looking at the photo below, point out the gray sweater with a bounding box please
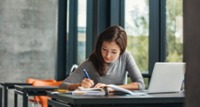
[59,51,145,90]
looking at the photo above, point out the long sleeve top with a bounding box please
[59,50,145,90]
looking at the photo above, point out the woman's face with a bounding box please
[101,41,121,63]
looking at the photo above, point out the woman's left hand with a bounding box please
[93,83,107,88]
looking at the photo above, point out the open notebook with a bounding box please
[147,62,185,94]
[71,84,146,96]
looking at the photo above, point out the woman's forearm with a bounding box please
[118,82,139,90]
[67,83,81,91]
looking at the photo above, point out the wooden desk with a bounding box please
[14,85,58,107]
[47,92,184,107]
[0,82,31,107]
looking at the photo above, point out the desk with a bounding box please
[47,92,184,107]
[0,82,31,107]
[14,85,58,107]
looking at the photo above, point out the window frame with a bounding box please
[56,0,167,81]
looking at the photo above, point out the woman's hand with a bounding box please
[81,78,94,88]
[93,83,107,88]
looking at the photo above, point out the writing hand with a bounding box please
[81,78,94,88]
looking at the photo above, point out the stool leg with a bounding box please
[14,91,18,107]
[0,87,2,107]
[4,86,8,107]
[22,93,28,107]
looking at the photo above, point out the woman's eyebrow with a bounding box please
[111,49,118,52]
[102,45,119,51]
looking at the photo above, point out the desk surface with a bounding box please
[0,82,31,88]
[14,85,58,92]
[14,85,59,107]
[48,92,184,105]
[0,82,31,107]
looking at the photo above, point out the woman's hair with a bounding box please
[89,25,127,76]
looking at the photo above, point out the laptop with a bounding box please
[147,62,186,94]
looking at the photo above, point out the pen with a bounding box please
[83,69,90,79]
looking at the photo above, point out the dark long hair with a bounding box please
[89,25,127,76]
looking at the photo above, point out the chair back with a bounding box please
[26,78,59,106]
[32,80,62,87]
[70,64,78,73]
[32,80,62,107]
[26,78,56,84]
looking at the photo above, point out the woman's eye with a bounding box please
[102,48,107,51]
[112,52,117,54]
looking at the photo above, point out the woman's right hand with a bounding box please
[81,78,94,88]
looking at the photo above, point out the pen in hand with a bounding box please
[82,69,95,88]
[83,69,90,79]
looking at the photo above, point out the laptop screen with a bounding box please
[148,62,185,93]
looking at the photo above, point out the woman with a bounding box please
[59,25,145,90]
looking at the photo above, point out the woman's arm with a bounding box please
[118,82,139,90]
[65,83,81,91]
[125,51,145,90]
[59,60,93,90]
[59,78,94,90]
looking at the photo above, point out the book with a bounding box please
[107,84,147,95]
[106,84,135,95]
[72,84,146,96]
[72,87,106,95]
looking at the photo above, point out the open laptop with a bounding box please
[147,62,186,94]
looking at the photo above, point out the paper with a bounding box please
[107,84,146,96]
[72,84,146,96]
[72,87,106,96]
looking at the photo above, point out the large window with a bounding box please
[125,0,149,88]
[60,0,183,82]
[166,0,183,62]
[125,0,149,73]
[77,0,87,64]
[124,0,183,88]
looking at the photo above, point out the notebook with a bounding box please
[147,62,186,94]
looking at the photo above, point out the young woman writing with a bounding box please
[59,25,145,91]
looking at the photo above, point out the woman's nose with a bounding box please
[106,52,111,58]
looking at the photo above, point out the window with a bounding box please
[125,0,149,73]
[77,0,87,64]
[166,0,183,62]
[61,0,184,82]
[125,0,149,88]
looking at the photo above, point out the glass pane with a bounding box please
[166,0,183,62]
[66,0,69,67]
[77,0,87,64]
[125,0,149,73]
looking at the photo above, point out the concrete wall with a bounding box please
[0,0,58,106]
